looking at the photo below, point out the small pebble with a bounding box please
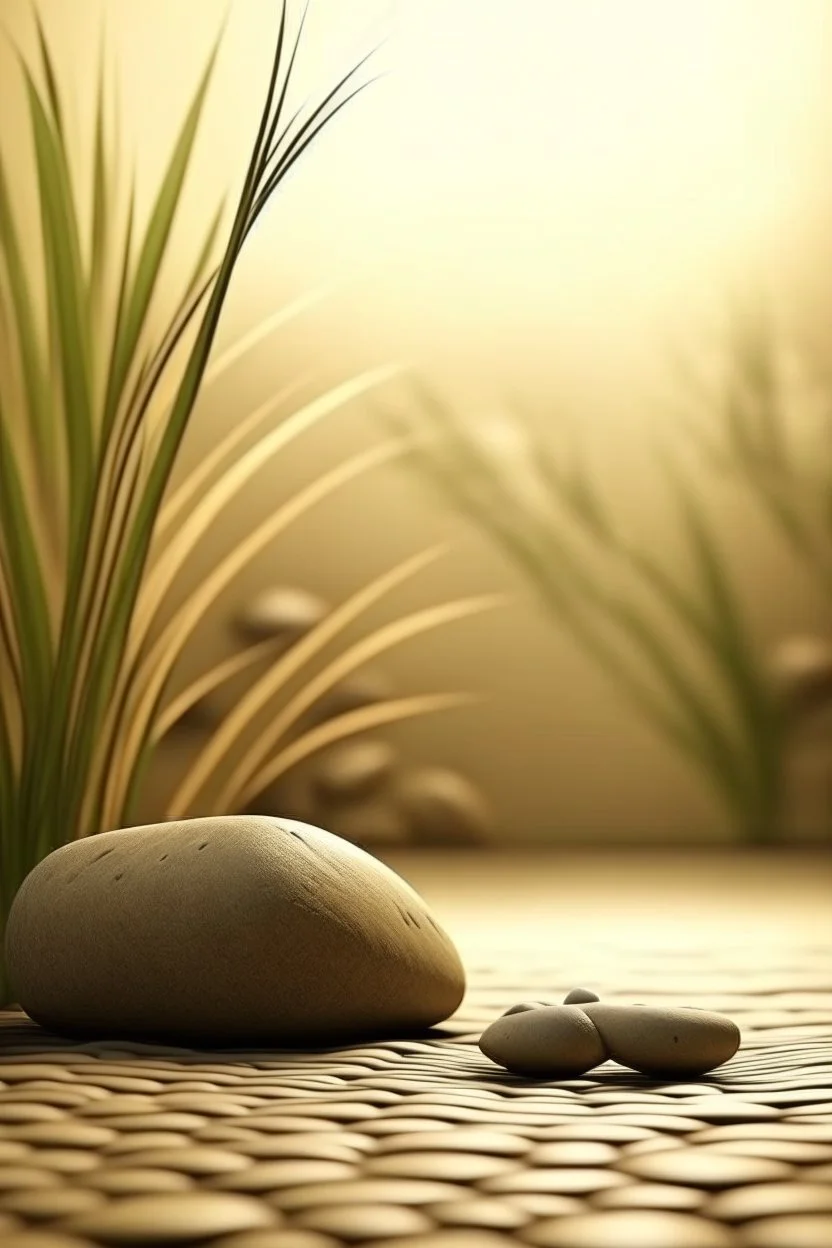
[480,1000,740,1078]
[563,988,601,1004]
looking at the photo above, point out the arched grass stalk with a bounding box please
[0,4,487,1007]
[676,308,832,600]
[382,383,786,844]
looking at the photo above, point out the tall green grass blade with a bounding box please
[34,15,64,133]
[260,0,307,168]
[88,20,384,803]
[0,405,53,715]
[88,39,109,312]
[247,60,379,234]
[0,156,51,473]
[22,64,94,549]
[102,42,219,437]
[107,207,223,518]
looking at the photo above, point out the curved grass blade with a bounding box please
[33,15,64,133]
[88,34,109,314]
[21,64,93,548]
[247,69,380,240]
[152,638,282,744]
[239,692,478,809]
[0,401,53,714]
[101,39,220,437]
[0,155,51,475]
[75,15,382,838]
[388,392,754,820]
[136,365,400,635]
[95,440,408,826]
[166,542,451,814]
[203,592,504,818]
[156,373,311,534]
[202,287,330,389]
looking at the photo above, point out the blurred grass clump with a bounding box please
[381,307,832,846]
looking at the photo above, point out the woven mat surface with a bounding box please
[1,849,831,1248]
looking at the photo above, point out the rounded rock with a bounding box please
[580,1002,741,1076]
[5,815,464,1043]
[563,988,600,1004]
[479,1005,607,1076]
[326,800,411,849]
[233,587,328,644]
[396,767,495,844]
[313,740,397,803]
[319,669,395,718]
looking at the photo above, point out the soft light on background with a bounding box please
[2,0,831,840]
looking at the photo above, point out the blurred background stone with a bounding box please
[217,587,494,847]
[232,586,329,645]
[313,739,398,803]
[395,765,496,845]
[323,799,412,849]
[770,634,832,719]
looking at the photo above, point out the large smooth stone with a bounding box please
[4,816,465,1044]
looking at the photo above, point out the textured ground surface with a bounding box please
[1,848,831,1248]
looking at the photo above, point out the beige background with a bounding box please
[2,0,831,840]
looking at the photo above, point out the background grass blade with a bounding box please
[96,439,408,827]
[136,366,400,633]
[0,405,54,716]
[238,693,479,809]
[101,42,220,437]
[204,593,504,818]
[22,64,93,552]
[0,155,52,481]
[165,543,452,815]
[156,374,311,533]
[151,640,283,743]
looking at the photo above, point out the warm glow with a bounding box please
[282,0,831,355]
